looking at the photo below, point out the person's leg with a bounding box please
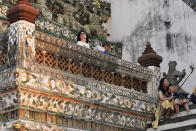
[184,102,189,112]
[183,98,190,112]
[174,99,180,113]
[175,104,180,113]
[160,108,166,117]
[166,109,172,117]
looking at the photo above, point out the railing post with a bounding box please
[138,42,162,98]
[147,66,162,98]
[7,0,39,69]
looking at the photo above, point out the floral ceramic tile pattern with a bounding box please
[18,88,147,129]
[0,68,16,88]
[16,68,156,115]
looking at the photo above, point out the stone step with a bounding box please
[147,104,196,131]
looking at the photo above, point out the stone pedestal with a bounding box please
[147,66,162,99]
[138,42,163,98]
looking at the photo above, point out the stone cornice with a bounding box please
[35,31,153,78]
[30,64,156,103]
[16,87,150,129]
[14,66,157,117]
[17,86,153,118]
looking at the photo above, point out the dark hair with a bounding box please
[77,30,89,43]
[158,78,169,95]
[103,42,110,47]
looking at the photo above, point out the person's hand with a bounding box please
[169,95,174,100]
[174,88,177,92]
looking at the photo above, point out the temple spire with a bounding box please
[138,42,162,67]
[7,0,39,24]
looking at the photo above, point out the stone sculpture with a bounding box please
[163,61,189,95]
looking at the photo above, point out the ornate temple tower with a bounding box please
[0,0,161,130]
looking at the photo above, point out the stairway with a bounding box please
[147,104,196,131]
[183,0,196,12]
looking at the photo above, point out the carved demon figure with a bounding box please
[163,61,189,95]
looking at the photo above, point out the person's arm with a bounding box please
[93,45,105,51]
[77,41,90,49]
[86,43,90,48]
[158,91,173,101]
[77,41,82,46]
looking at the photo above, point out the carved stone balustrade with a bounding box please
[35,31,155,93]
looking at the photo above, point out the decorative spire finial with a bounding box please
[138,42,162,67]
[7,0,39,24]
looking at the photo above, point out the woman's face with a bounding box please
[163,79,169,87]
[80,32,87,40]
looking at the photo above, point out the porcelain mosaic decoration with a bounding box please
[0,0,162,130]
[16,68,157,114]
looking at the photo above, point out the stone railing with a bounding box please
[35,31,154,93]
[35,31,153,77]
[35,17,122,57]
[35,47,148,93]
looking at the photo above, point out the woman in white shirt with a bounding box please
[77,30,90,48]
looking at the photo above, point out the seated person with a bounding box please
[172,88,190,113]
[190,86,196,104]
[167,86,178,114]
[167,85,178,100]
[103,43,110,54]
[152,78,174,128]
[93,44,105,52]
[93,43,110,54]
[77,30,90,48]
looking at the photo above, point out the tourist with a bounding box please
[103,43,110,54]
[167,85,178,115]
[93,42,110,54]
[190,86,196,104]
[152,78,174,128]
[77,30,90,48]
[174,91,190,113]
[93,44,105,52]
[158,79,174,117]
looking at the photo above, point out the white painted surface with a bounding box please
[107,0,196,94]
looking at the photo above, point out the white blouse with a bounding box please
[77,41,90,48]
[93,45,105,52]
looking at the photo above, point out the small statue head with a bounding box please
[168,61,177,68]
[168,61,177,72]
